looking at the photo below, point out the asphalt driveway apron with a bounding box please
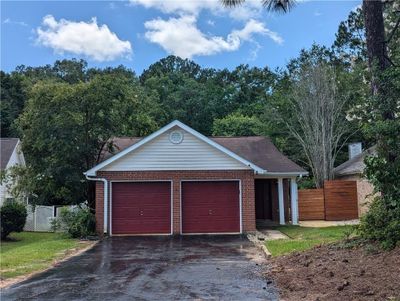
[2,236,278,300]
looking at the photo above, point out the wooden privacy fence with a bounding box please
[298,180,358,221]
[298,189,325,220]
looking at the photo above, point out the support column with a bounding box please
[290,178,299,225]
[277,178,285,225]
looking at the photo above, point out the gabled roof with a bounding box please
[334,146,376,177]
[85,120,266,176]
[100,136,306,174]
[90,121,307,177]
[0,138,20,170]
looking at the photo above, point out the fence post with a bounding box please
[34,206,37,231]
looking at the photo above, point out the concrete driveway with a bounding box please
[2,236,278,301]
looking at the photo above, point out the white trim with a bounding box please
[84,120,265,176]
[290,178,299,225]
[85,175,108,233]
[256,171,308,178]
[110,182,112,235]
[109,180,173,236]
[277,178,285,225]
[180,179,242,235]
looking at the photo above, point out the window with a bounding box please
[169,130,184,144]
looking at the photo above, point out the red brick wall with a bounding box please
[94,170,255,235]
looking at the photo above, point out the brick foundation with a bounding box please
[94,170,256,235]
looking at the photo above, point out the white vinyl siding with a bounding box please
[101,127,250,171]
[0,142,26,206]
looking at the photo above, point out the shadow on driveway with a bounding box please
[2,235,278,300]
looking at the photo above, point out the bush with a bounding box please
[52,206,96,238]
[358,197,400,249]
[1,202,27,239]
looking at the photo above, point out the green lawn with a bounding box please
[265,225,355,256]
[0,232,91,279]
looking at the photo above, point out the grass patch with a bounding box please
[266,225,355,256]
[0,232,90,279]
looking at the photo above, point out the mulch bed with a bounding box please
[265,241,400,301]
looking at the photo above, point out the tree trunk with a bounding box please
[363,0,396,164]
[363,0,388,82]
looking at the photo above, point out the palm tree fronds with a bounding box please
[262,0,296,13]
[220,0,246,8]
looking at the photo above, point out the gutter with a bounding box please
[85,174,108,234]
[255,171,309,178]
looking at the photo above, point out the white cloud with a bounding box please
[36,15,132,62]
[129,0,262,21]
[144,16,282,59]
[130,0,218,15]
[3,18,28,26]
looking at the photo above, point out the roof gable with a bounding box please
[85,121,264,176]
[0,138,20,170]
[100,126,252,172]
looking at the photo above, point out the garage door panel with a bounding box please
[182,181,240,234]
[112,206,169,219]
[112,182,171,235]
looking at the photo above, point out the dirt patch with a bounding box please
[266,241,400,301]
[0,240,97,289]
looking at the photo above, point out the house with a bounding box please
[0,138,26,206]
[85,120,307,236]
[334,145,376,216]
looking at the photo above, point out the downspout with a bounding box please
[85,174,108,234]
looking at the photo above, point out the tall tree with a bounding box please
[212,113,265,136]
[271,64,352,188]
[15,74,157,206]
[0,72,27,137]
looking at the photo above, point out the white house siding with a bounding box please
[0,142,25,206]
[102,127,251,171]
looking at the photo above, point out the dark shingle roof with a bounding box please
[0,138,19,170]
[101,136,306,174]
[334,146,376,176]
[212,136,306,173]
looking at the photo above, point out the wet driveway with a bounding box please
[2,235,278,300]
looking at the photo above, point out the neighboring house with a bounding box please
[85,120,307,236]
[334,145,376,216]
[0,138,26,206]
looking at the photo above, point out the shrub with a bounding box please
[358,196,400,249]
[1,202,27,239]
[52,206,96,238]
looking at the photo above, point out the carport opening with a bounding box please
[255,179,291,228]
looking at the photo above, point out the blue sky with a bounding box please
[1,0,360,75]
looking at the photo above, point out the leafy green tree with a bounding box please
[16,74,157,206]
[140,55,202,83]
[359,67,400,249]
[0,72,27,137]
[229,65,276,116]
[333,7,366,65]
[141,56,231,135]
[212,113,264,136]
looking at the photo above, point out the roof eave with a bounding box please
[256,171,309,177]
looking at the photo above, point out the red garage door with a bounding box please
[112,182,171,235]
[182,181,240,234]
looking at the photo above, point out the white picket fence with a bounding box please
[24,205,75,232]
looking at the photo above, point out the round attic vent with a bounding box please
[169,130,184,144]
